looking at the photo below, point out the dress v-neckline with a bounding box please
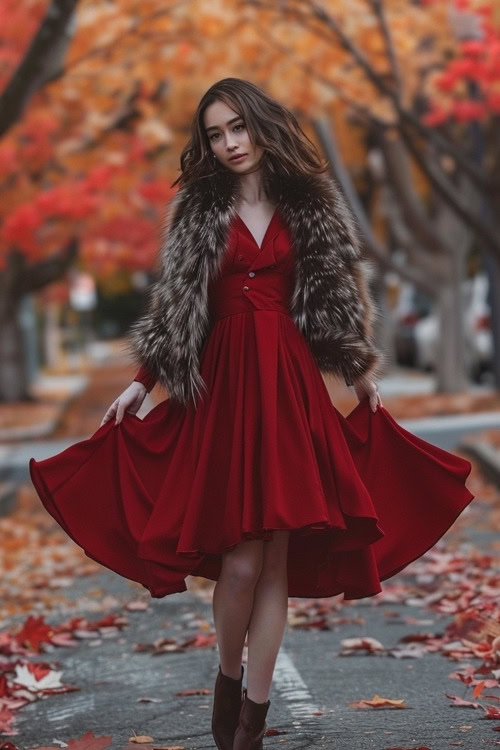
[234,207,278,250]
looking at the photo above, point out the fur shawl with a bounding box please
[126,167,385,407]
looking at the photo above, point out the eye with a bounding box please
[209,122,245,141]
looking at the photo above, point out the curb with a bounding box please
[0,374,89,442]
[458,437,500,488]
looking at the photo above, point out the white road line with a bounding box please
[272,649,320,717]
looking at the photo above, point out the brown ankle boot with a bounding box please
[211,663,244,750]
[233,688,271,750]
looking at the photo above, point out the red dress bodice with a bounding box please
[134,209,295,391]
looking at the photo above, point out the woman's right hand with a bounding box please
[100,381,148,427]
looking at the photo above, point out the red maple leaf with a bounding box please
[14,616,53,653]
[484,705,500,720]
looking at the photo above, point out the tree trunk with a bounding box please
[44,301,63,370]
[0,307,30,402]
[0,240,78,401]
[435,253,467,392]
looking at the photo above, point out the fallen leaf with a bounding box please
[14,616,53,653]
[483,705,500,720]
[348,694,408,709]
[13,664,63,691]
[128,737,154,744]
[445,693,482,708]
[472,680,486,698]
[339,637,384,655]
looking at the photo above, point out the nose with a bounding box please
[225,134,239,150]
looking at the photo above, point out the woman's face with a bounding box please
[203,99,264,173]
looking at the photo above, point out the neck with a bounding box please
[236,167,269,205]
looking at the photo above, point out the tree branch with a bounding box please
[0,0,79,138]
[311,117,440,296]
[375,130,455,258]
[57,0,190,79]
[368,0,402,99]
[254,24,384,127]
[15,238,79,296]
[246,0,497,191]
[398,122,500,257]
[304,0,496,191]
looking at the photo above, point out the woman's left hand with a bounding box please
[353,376,383,412]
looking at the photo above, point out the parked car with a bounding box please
[463,272,493,382]
[393,281,433,367]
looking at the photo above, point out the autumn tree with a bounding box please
[0,0,180,402]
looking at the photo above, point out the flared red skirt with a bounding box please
[29,310,474,600]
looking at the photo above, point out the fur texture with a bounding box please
[126,168,386,407]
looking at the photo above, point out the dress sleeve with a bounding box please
[133,364,157,393]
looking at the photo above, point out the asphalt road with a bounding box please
[13,557,494,750]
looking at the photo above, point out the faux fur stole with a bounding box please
[126,167,385,407]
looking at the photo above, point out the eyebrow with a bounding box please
[204,115,243,133]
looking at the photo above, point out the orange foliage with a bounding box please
[0,0,496,277]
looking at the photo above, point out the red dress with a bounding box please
[29,209,474,600]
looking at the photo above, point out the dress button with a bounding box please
[248,271,255,277]
[243,285,249,291]
[270,264,276,268]
[238,255,244,261]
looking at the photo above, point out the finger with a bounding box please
[100,409,113,426]
[115,402,126,424]
[102,402,118,426]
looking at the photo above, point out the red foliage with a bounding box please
[425,0,500,125]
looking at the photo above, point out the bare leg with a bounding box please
[245,530,290,703]
[212,539,264,679]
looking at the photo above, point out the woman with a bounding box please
[29,78,474,749]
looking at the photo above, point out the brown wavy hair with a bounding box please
[171,77,329,189]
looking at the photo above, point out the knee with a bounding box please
[221,554,263,594]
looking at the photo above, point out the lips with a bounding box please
[229,154,246,162]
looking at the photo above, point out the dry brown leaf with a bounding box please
[348,694,408,709]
